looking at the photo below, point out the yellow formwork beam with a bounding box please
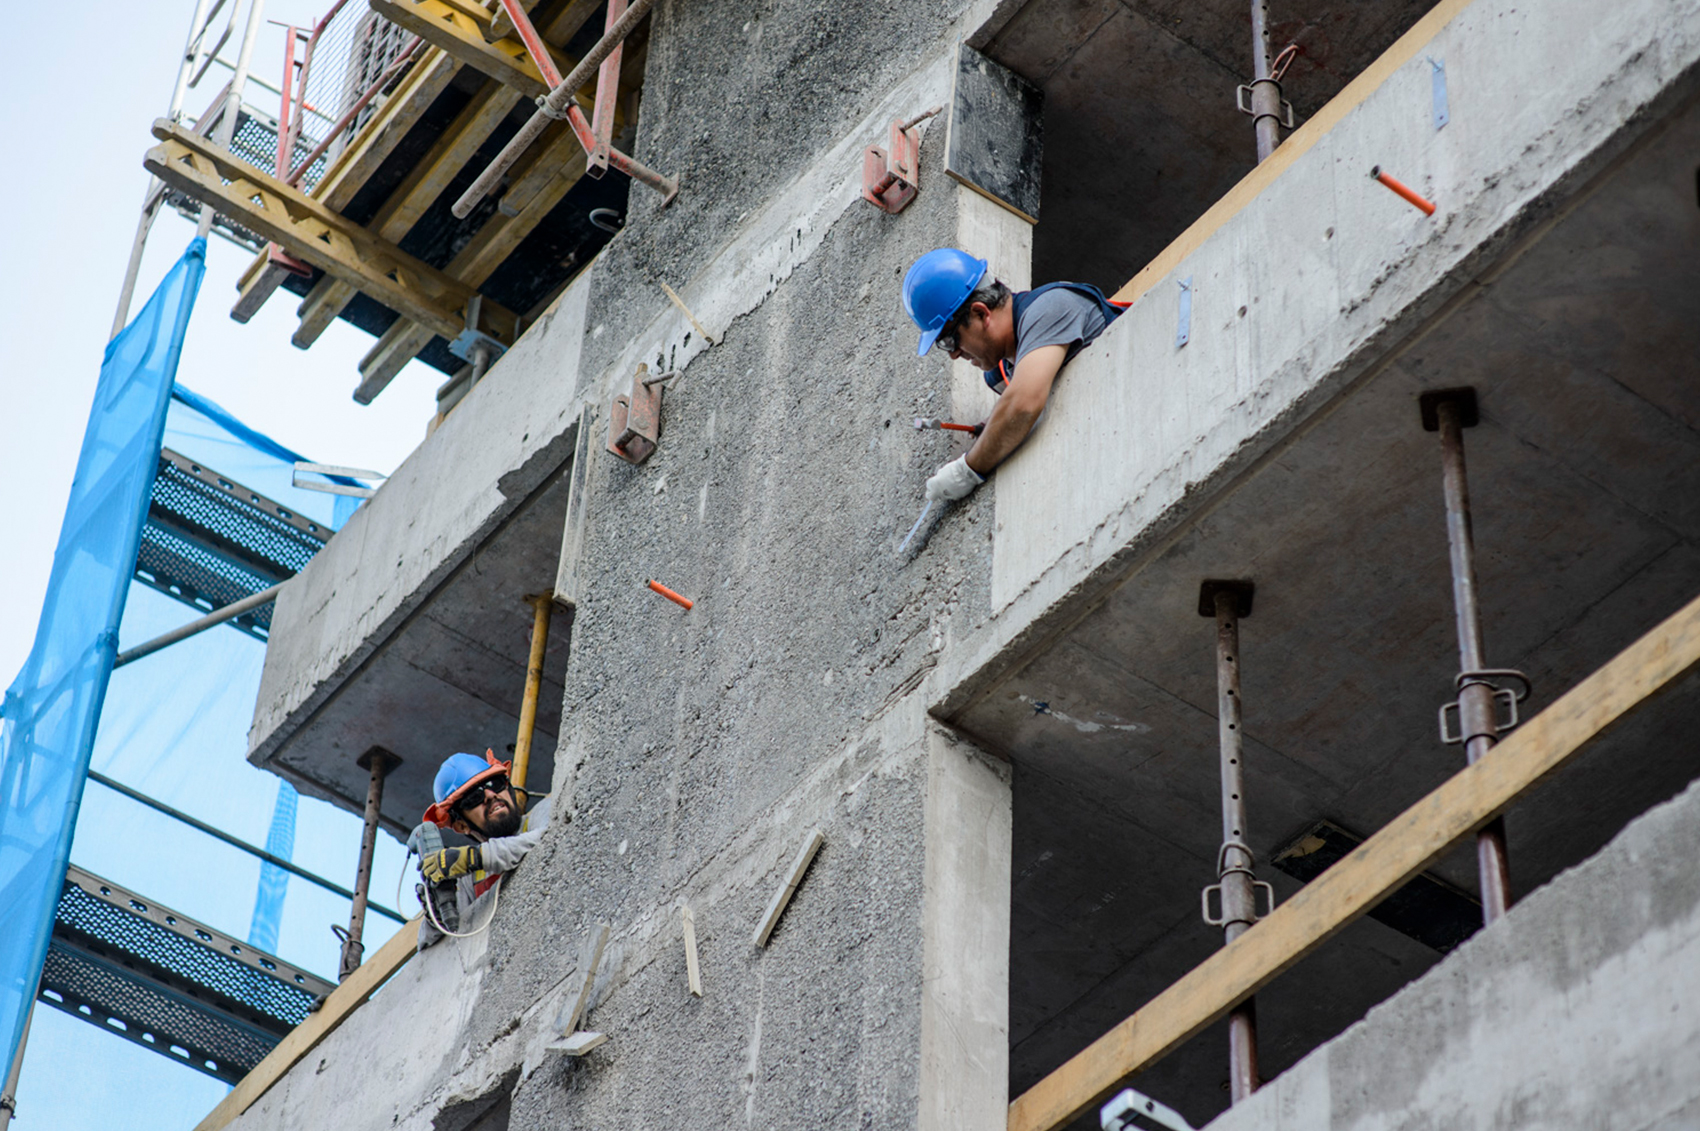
[294,80,526,349]
[370,0,591,101]
[144,120,515,347]
[354,123,591,401]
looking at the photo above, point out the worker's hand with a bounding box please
[925,455,984,502]
[420,845,482,885]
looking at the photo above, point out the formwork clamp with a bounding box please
[863,106,941,214]
[607,363,669,464]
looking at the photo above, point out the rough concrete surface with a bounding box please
[230,0,1700,1126]
[1206,773,1700,1131]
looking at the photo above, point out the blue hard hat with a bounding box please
[424,749,511,825]
[903,249,988,356]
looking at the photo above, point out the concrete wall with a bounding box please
[1206,773,1700,1131]
[973,0,1700,624]
[239,0,1027,1126]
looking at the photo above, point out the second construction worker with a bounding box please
[414,749,548,947]
[903,248,1124,501]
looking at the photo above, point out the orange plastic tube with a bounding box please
[647,580,693,610]
[1371,166,1436,216]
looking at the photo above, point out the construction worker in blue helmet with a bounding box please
[412,749,550,947]
[903,248,1126,501]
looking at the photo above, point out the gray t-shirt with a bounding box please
[1011,287,1110,368]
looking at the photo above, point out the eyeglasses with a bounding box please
[452,775,510,814]
[935,315,964,354]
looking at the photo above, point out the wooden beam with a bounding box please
[144,120,515,346]
[227,48,461,323]
[192,918,421,1131]
[370,0,587,101]
[682,905,703,997]
[1008,587,1700,1131]
[294,80,526,349]
[354,124,591,401]
[753,830,824,947]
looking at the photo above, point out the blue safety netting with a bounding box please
[0,239,207,1081]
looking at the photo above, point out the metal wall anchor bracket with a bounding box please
[607,363,663,464]
[1236,79,1296,129]
[1175,277,1192,348]
[448,294,509,366]
[1439,669,1531,744]
[1101,1086,1196,1131]
[862,106,940,214]
[1429,57,1449,130]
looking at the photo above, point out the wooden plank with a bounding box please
[145,121,515,344]
[354,126,590,401]
[548,1030,607,1056]
[1008,588,1700,1131]
[753,829,824,947]
[554,922,611,1037]
[682,905,703,997]
[193,918,422,1131]
[370,0,587,101]
[1110,0,1475,305]
[226,48,461,323]
[945,43,1043,224]
[311,49,462,212]
[293,80,526,349]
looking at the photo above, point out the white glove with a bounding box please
[925,455,984,502]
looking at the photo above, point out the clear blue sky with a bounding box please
[0,1,448,1126]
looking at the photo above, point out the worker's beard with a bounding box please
[476,796,523,839]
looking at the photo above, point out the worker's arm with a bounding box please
[964,343,1068,475]
[478,827,541,872]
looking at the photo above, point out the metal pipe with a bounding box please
[198,0,268,239]
[112,583,283,668]
[0,1004,32,1131]
[1435,397,1513,922]
[511,595,555,792]
[286,37,423,185]
[85,770,405,921]
[452,0,663,218]
[168,0,219,127]
[112,0,218,338]
[496,0,563,86]
[340,750,395,979]
[1212,588,1260,1103]
[1248,0,1281,162]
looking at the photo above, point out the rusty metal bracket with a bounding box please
[607,363,663,464]
[862,106,940,214]
[1439,669,1531,745]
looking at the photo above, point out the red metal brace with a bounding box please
[607,364,663,464]
[587,0,626,177]
[863,106,940,214]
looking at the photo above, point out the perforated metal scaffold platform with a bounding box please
[38,867,336,1084]
[134,448,330,640]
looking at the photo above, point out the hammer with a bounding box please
[913,418,984,435]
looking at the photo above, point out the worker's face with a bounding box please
[945,303,999,370]
[451,777,522,839]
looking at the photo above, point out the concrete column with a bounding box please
[949,185,1034,430]
[919,724,1012,1131]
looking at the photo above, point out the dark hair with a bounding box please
[950,278,1011,323]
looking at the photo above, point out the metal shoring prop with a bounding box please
[1199,580,1271,1104]
[340,747,400,980]
[1424,389,1520,923]
[1247,0,1282,162]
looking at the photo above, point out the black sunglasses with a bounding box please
[453,775,510,814]
[935,315,965,354]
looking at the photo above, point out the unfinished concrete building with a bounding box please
[142,0,1700,1126]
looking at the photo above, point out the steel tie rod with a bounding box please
[453,0,673,218]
